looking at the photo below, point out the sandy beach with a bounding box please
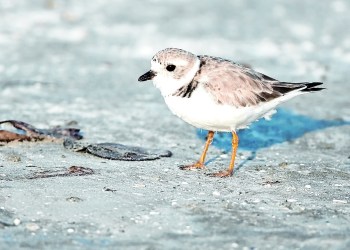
[1,0,349,249]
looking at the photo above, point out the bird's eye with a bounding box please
[166,64,176,72]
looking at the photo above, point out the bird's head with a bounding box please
[138,48,200,96]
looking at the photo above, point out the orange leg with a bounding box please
[179,130,214,170]
[210,131,239,177]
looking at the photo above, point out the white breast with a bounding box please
[163,84,296,132]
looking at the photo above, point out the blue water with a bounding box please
[197,108,349,152]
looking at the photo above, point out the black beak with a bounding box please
[138,70,156,82]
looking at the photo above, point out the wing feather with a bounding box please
[196,56,282,107]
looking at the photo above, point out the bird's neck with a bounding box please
[156,58,201,97]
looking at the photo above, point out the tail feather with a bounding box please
[273,81,325,94]
[300,82,325,92]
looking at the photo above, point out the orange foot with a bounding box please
[208,170,233,178]
[179,162,205,170]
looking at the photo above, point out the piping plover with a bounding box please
[138,48,324,177]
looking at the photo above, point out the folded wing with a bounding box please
[196,56,323,107]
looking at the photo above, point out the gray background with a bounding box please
[0,0,349,249]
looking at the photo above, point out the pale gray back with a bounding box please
[195,55,288,107]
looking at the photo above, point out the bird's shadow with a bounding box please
[197,108,350,169]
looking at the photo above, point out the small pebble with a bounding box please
[212,191,220,197]
[13,218,21,226]
[133,183,146,188]
[26,223,40,232]
[231,242,239,248]
[279,162,288,167]
[67,228,75,233]
[333,199,347,204]
[6,154,21,162]
[66,197,83,202]
[305,185,311,189]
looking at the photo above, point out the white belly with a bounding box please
[163,85,291,132]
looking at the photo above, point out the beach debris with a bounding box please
[64,139,172,161]
[28,166,94,179]
[0,120,82,143]
[262,180,281,185]
[0,120,172,161]
[103,187,117,192]
[66,197,84,202]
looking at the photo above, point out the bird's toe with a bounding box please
[179,162,205,170]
